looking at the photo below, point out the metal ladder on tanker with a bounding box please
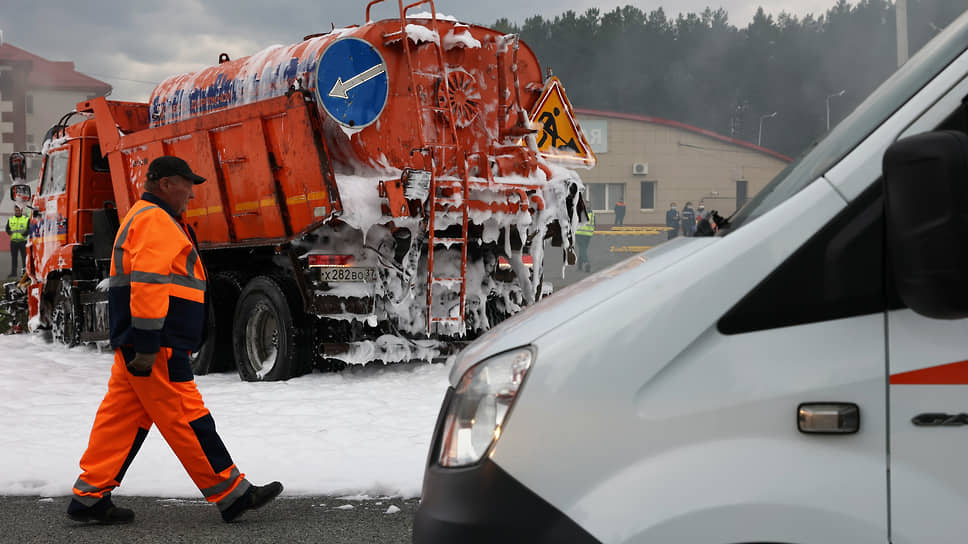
[392,0,471,334]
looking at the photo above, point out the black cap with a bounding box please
[146,156,206,184]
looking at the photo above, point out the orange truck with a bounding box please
[5,0,593,380]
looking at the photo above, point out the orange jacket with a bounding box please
[108,192,207,354]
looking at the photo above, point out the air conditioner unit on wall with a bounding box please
[632,162,649,176]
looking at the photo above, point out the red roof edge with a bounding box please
[0,42,111,92]
[575,108,792,163]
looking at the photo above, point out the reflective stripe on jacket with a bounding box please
[7,215,29,243]
[108,193,207,354]
[576,211,595,237]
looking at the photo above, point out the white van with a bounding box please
[414,11,968,544]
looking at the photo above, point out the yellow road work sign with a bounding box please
[528,77,596,167]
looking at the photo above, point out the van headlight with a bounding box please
[437,347,533,468]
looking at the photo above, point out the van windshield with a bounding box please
[726,13,968,233]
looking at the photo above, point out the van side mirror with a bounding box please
[883,130,968,319]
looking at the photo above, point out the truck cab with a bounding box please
[415,10,968,544]
[11,118,118,345]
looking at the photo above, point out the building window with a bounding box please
[587,183,625,212]
[640,181,656,209]
[26,94,33,114]
[736,179,749,210]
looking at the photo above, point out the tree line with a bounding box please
[493,0,967,157]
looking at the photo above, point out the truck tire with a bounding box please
[191,272,245,375]
[51,277,80,347]
[233,275,313,381]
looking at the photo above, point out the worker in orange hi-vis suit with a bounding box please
[67,156,283,525]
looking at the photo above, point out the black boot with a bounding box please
[221,481,283,523]
[67,496,135,525]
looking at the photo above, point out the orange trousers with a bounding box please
[72,347,250,512]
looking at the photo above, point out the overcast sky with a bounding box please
[2,1,839,103]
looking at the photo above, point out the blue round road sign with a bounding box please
[315,37,389,129]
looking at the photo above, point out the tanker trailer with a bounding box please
[10,0,594,381]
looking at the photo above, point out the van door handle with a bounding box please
[797,403,860,434]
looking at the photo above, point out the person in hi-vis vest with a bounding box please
[576,208,595,272]
[6,205,28,278]
[68,156,283,525]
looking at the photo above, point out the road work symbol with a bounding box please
[316,37,389,128]
[526,77,596,166]
[537,107,579,152]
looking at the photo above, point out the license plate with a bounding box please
[318,266,377,282]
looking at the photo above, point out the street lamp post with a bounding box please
[897,0,909,66]
[758,112,777,147]
[826,89,846,131]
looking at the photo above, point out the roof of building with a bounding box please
[576,108,792,163]
[0,42,111,93]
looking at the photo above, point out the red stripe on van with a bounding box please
[890,360,968,384]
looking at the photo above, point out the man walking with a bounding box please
[665,202,680,240]
[6,205,28,278]
[68,156,282,525]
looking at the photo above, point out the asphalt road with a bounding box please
[1,250,14,280]
[541,226,670,291]
[0,495,419,544]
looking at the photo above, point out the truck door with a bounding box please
[714,180,889,542]
[33,147,71,277]
[885,68,968,544]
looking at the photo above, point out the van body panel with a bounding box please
[888,309,968,543]
[417,11,968,544]
[450,237,717,384]
[605,502,884,544]
[487,180,889,542]
[564,315,887,543]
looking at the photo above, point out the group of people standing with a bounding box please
[664,201,706,239]
[575,197,713,273]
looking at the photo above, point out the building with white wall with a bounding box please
[577,109,790,226]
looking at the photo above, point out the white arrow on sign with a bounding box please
[328,63,386,99]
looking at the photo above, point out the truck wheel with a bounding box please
[233,275,313,381]
[191,272,245,375]
[51,278,79,347]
